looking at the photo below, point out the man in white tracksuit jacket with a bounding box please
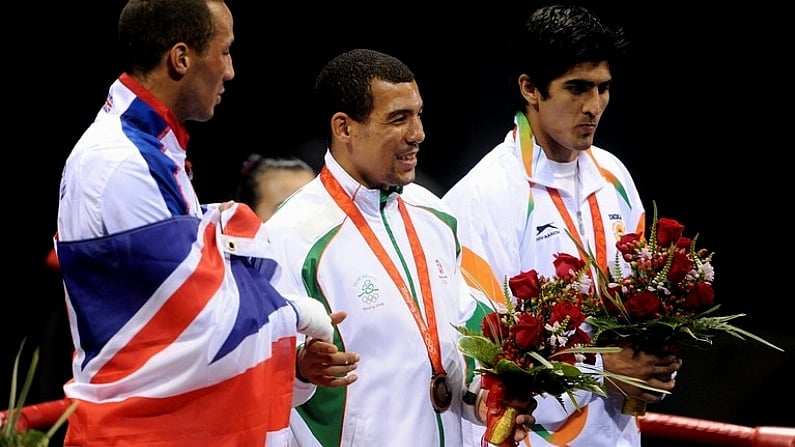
[443,5,682,447]
[265,49,536,447]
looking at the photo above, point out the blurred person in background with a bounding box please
[236,154,316,221]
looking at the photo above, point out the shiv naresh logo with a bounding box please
[536,222,558,235]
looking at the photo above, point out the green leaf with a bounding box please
[1,339,77,447]
[458,335,502,368]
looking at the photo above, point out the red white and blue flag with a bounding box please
[56,204,298,446]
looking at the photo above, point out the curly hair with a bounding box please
[314,48,415,142]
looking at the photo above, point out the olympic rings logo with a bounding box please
[357,278,380,304]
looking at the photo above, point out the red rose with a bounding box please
[667,251,692,283]
[513,312,544,350]
[657,217,685,247]
[676,237,692,249]
[553,253,585,280]
[481,312,509,342]
[624,290,660,320]
[509,270,541,301]
[683,282,715,310]
[549,300,586,331]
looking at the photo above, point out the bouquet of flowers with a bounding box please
[456,255,655,446]
[0,340,76,447]
[580,202,784,415]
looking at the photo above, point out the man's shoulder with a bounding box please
[403,183,456,213]
[582,145,637,182]
[587,144,629,167]
[404,181,442,199]
[69,115,141,158]
[444,146,524,206]
[265,184,343,235]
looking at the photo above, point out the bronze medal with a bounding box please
[430,373,452,412]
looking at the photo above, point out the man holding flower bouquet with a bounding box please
[443,4,682,447]
[264,48,536,447]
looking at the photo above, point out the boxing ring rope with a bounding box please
[2,399,794,446]
[637,413,794,447]
[0,398,73,433]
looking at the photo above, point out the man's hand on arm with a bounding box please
[296,311,359,387]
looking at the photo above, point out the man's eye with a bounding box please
[569,85,588,94]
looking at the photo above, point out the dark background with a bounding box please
[5,1,792,445]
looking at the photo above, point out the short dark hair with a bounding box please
[314,48,415,142]
[235,154,315,210]
[118,0,224,75]
[512,4,628,110]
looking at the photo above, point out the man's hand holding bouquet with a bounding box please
[456,255,660,446]
[578,202,784,415]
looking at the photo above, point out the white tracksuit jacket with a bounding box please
[443,112,646,447]
[265,151,484,447]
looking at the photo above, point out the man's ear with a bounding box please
[518,74,539,106]
[169,43,190,76]
[331,113,352,141]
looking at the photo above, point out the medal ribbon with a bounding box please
[320,167,446,376]
[548,190,607,272]
[515,111,608,272]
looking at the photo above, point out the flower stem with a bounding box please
[622,397,647,416]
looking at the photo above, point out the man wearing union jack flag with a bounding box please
[55,1,350,445]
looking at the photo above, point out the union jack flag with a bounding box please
[56,204,297,446]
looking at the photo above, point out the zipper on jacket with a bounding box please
[575,160,585,235]
[380,190,420,306]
